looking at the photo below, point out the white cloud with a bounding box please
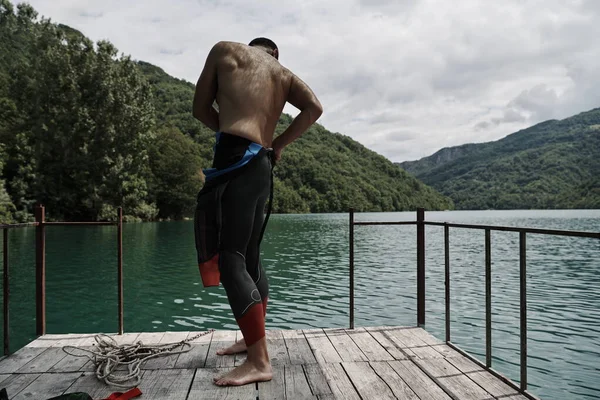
[24,0,600,162]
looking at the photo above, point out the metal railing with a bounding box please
[348,207,600,399]
[0,205,124,355]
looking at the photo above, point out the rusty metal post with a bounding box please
[444,224,450,342]
[35,206,46,336]
[485,229,492,368]
[118,207,124,335]
[520,232,527,391]
[3,228,9,355]
[349,208,355,330]
[417,208,425,326]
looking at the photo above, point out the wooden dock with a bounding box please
[0,326,530,399]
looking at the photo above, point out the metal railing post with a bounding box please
[3,228,9,355]
[520,232,527,391]
[444,224,450,342]
[417,208,425,326]
[486,229,492,368]
[35,205,46,336]
[349,208,355,329]
[118,207,124,335]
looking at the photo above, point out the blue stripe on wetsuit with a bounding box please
[202,132,264,182]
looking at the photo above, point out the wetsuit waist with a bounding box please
[203,132,266,182]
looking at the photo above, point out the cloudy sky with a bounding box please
[25,0,600,162]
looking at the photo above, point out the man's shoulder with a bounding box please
[212,41,246,53]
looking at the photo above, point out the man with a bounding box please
[192,38,323,387]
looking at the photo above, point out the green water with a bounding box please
[2,210,600,399]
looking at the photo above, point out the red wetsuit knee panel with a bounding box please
[236,303,265,346]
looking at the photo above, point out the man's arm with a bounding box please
[192,42,223,132]
[272,74,323,156]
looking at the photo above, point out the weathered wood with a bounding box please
[0,373,41,398]
[142,331,190,370]
[365,327,408,360]
[65,371,117,399]
[390,327,429,348]
[205,330,237,368]
[445,353,484,373]
[12,372,81,400]
[432,344,464,358]
[409,327,444,346]
[468,371,520,397]
[112,332,142,346]
[370,361,420,400]
[342,362,396,400]
[303,329,342,364]
[257,365,285,400]
[285,364,315,399]
[265,329,291,366]
[411,345,446,359]
[303,363,332,396]
[323,329,367,362]
[345,328,393,361]
[135,332,166,345]
[137,368,194,399]
[282,330,317,365]
[16,347,67,373]
[388,360,452,400]
[417,358,493,400]
[50,346,95,373]
[320,362,361,400]
[175,331,213,369]
[375,327,419,358]
[0,347,46,374]
[189,368,256,399]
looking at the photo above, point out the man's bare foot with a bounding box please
[213,360,272,386]
[217,339,247,355]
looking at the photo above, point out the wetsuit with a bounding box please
[194,132,272,346]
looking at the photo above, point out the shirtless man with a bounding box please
[192,38,323,386]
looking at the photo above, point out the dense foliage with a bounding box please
[400,109,600,210]
[0,1,451,223]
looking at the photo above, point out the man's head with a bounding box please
[249,37,279,60]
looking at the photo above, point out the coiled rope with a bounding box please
[62,330,215,389]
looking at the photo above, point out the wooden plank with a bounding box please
[389,327,428,348]
[16,347,67,373]
[282,330,317,365]
[370,361,420,400]
[324,329,367,362]
[388,360,452,400]
[468,371,520,397]
[365,327,408,360]
[112,332,142,346]
[137,369,195,399]
[416,358,493,400]
[65,371,117,399]
[0,347,46,374]
[175,331,213,369]
[320,362,360,400]
[445,354,485,373]
[285,365,316,400]
[257,365,285,400]
[0,374,41,398]
[205,330,237,368]
[12,372,82,400]
[142,331,190,370]
[303,363,332,396]
[0,374,10,386]
[410,328,443,345]
[50,346,94,373]
[370,362,419,400]
[188,368,256,399]
[266,330,291,366]
[136,332,166,345]
[432,344,464,358]
[411,345,445,359]
[345,328,394,361]
[377,327,419,358]
[342,362,396,400]
[303,329,342,364]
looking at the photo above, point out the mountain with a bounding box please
[399,109,600,209]
[137,62,453,214]
[0,1,451,222]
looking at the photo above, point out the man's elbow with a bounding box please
[310,101,323,121]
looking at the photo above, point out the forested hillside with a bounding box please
[0,1,452,223]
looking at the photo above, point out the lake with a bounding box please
[3,210,600,399]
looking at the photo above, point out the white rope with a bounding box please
[62,330,215,389]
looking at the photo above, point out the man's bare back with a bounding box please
[193,40,322,161]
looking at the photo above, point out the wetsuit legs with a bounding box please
[218,154,271,346]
